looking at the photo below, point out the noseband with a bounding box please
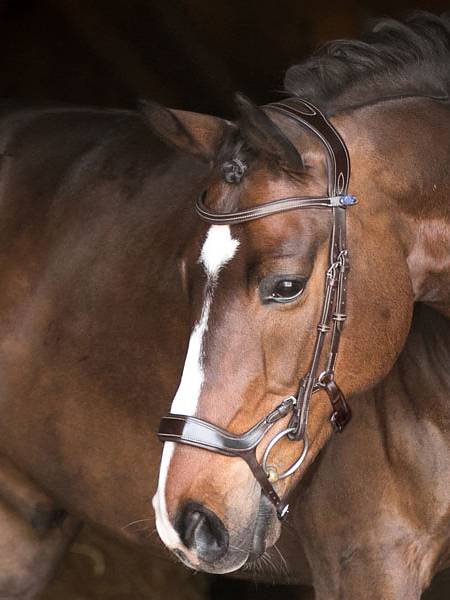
[158,98,357,520]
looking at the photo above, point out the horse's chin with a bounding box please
[174,547,249,574]
[246,493,281,562]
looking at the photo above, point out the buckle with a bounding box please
[330,406,352,433]
[319,375,352,433]
[266,396,296,424]
[276,503,290,520]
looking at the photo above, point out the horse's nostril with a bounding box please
[176,501,229,563]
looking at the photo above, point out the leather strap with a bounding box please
[242,451,288,518]
[158,397,294,455]
[268,98,350,197]
[267,99,351,442]
[322,377,352,433]
[196,193,356,224]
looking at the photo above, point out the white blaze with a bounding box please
[153,225,240,549]
[200,224,240,279]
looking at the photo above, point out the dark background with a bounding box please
[2,1,448,598]
[0,0,448,117]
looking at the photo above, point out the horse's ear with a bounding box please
[235,93,303,172]
[140,100,229,161]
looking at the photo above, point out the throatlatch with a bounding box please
[158,98,357,520]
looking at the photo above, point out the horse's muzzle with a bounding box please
[175,501,229,564]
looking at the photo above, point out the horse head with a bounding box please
[146,93,415,573]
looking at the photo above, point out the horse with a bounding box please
[148,11,450,598]
[0,104,225,597]
[0,11,448,600]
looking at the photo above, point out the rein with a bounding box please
[158,98,357,519]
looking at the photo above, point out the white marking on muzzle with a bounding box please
[153,225,240,550]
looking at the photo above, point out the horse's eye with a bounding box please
[260,276,306,304]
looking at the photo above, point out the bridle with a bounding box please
[158,98,357,519]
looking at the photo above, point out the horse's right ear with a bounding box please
[140,100,231,162]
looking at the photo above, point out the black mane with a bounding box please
[284,12,450,113]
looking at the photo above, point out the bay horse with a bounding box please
[0,11,448,600]
[149,11,450,599]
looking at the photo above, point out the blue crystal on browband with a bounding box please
[339,195,358,206]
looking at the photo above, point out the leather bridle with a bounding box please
[158,98,357,520]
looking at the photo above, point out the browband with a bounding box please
[196,193,357,224]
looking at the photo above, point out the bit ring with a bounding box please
[262,428,309,481]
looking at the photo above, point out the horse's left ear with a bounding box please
[235,93,303,172]
[140,100,230,161]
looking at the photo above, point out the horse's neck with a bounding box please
[360,303,450,501]
[329,304,450,509]
[378,303,450,422]
[352,98,450,318]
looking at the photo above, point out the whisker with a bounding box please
[228,543,248,556]
[260,553,275,584]
[273,542,289,576]
[121,518,152,531]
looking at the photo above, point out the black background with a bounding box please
[0,0,448,116]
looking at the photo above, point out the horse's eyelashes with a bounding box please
[259,275,307,304]
[273,279,304,300]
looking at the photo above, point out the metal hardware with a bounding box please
[262,429,309,480]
